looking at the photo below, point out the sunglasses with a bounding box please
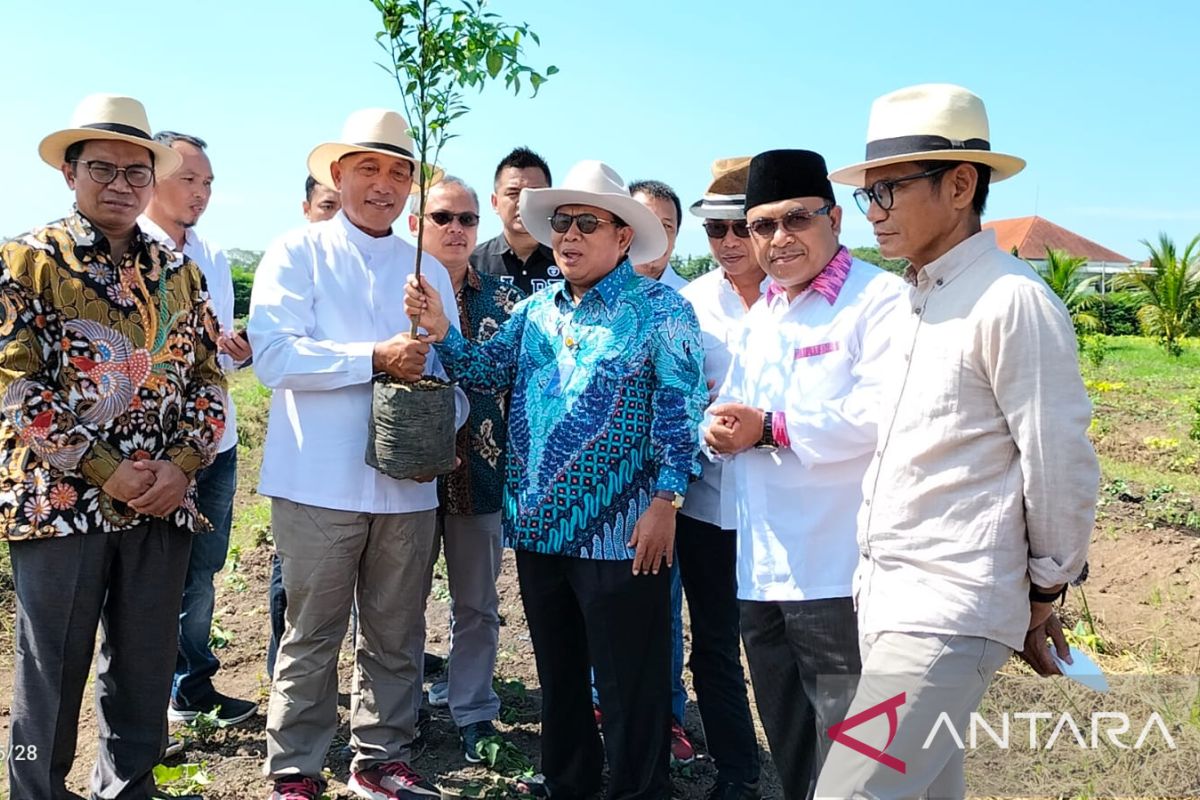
[702,220,751,240]
[71,159,154,188]
[747,204,834,238]
[426,211,480,228]
[549,212,622,235]
[852,165,952,214]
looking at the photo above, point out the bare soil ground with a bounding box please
[2,337,1199,799]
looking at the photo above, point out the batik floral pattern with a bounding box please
[0,211,226,540]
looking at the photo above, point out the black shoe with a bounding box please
[707,780,761,800]
[168,691,258,725]
[423,651,447,675]
[460,720,499,763]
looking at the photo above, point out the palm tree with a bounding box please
[1117,233,1200,356]
[1034,247,1103,333]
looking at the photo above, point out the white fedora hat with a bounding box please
[307,108,444,193]
[519,160,668,265]
[829,83,1025,187]
[39,94,182,177]
[688,156,751,219]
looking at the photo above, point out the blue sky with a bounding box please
[2,0,1196,262]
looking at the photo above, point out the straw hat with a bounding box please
[519,160,668,265]
[39,94,182,177]
[829,83,1025,187]
[307,108,443,193]
[688,156,751,219]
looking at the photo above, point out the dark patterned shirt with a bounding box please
[0,211,226,540]
[437,268,525,516]
[470,233,561,295]
[435,260,707,560]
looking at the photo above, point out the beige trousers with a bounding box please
[264,498,437,779]
[814,631,1011,800]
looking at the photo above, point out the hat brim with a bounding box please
[307,143,442,196]
[828,150,1026,187]
[519,188,668,265]
[688,196,746,220]
[39,129,183,178]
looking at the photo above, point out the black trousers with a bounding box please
[740,597,861,800]
[7,520,192,800]
[516,551,671,800]
[675,515,760,785]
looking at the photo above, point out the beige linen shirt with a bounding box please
[856,230,1098,651]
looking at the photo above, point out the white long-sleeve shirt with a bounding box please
[714,256,904,602]
[248,211,462,514]
[138,215,238,454]
[678,267,767,529]
[857,230,1098,651]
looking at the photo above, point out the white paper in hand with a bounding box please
[1052,645,1109,693]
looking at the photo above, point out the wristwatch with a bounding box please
[653,490,685,510]
[755,410,777,452]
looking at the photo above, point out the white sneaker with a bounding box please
[427,679,449,707]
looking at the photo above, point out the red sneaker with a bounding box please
[670,721,695,764]
[269,776,323,800]
[349,761,440,800]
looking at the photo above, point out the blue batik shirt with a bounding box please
[435,259,707,560]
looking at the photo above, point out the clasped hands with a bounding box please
[101,459,190,517]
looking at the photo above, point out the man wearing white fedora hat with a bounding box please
[1,93,225,800]
[816,84,1098,798]
[405,159,707,800]
[249,107,460,800]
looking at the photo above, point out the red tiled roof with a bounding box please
[983,216,1132,263]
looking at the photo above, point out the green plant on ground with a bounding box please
[209,618,233,650]
[1190,396,1200,442]
[1117,232,1200,357]
[222,543,248,593]
[183,708,225,745]
[473,735,536,776]
[1080,332,1110,367]
[152,762,212,796]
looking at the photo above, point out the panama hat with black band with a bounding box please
[828,83,1025,188]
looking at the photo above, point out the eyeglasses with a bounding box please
[549,212,622,235]
[747,204,833,238]
[426,211,480,228]
[702,220,750,240]
[853,165,952,214]
[71,159,154,188]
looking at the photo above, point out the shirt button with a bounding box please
[913,307,923,315]
[903,353,910,361]
[864,499,871,507]
[875,450,882,458]
[936,278,944,286]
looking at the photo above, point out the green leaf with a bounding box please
[546,64,559,75]
[486,49,502,78]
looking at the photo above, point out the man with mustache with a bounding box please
[407,175,525,763]
[140,130,258,728]
[249,108,460,800]
[406,160,707,800]
[704,149,903,800]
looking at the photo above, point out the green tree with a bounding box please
[670,253,716,281]
[851,246,907,275]
[1033,247,1102,334]
[371,0,555,334]
[1117,233,1200,357]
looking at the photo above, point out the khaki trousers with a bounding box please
[264,498,436,779]
[814,631,1011,800]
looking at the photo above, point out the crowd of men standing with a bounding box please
[1,82,1098,800]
